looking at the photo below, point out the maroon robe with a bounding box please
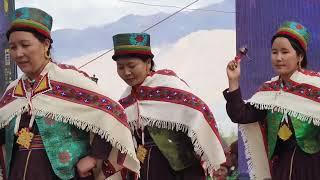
[0,112,112,180]
[133,129,205,180]
[224,88,320,180]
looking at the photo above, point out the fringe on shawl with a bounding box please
[250,102,320,126]
[128,116,221,175]
[0,107,136,159]
[239,125,258,180]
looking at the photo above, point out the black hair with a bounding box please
[114,53,155,71]
[6,27,53,57]
[271,34,307,68]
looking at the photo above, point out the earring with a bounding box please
[298,61,302,70]
[44,51,51,60]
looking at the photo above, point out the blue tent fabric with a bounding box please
[236,0,320,177]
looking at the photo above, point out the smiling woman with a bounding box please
[0,7,139,180]
[225,21,320,180]
[8,30,51,79]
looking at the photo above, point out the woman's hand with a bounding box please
[76,156,97,177]
[226,60,241,92]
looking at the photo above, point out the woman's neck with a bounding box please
[279,69,299,82]
[26,61,50,80]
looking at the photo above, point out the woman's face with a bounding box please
[271,37,303,80]
[116,57,151,86]
[9,31,50,79]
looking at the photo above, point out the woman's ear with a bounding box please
[298,54,303,62]
[146,58,152,72]
[43,38,51,52]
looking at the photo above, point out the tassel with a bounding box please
[28,113,36,129]
[281,111,289,123]
[14,113,22,134]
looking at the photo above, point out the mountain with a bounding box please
[52,0,235,60]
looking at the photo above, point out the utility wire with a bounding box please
[119,0,235,13]
[78,0,199,69]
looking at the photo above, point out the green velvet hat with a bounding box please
[7,7,53,41]
[112,33,154,60]
[275,21,310,51]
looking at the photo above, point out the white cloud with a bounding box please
[156,30,237,136]
[16,0,224,30]
[67,29,237,136]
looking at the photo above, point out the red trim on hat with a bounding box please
[10,24,51,39]
[277,31,307,50]
[114,50,153,56]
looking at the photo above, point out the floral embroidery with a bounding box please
[300,69,320,77]
[46,81,129,127]
[119,94,136,109]
[259,81,281,91]
[259,79,320,103]
[58,151,71,164]
[57,63,90,78]
[287,82,320,103]
[1,77,129,128]
[296,24,303,30]
[129,34,148,46]
[102,160,116,178]
[150,69,177,77]
[119,86,219,134]
[0,88,16,108]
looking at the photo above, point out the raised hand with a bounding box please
[226,60,241,91]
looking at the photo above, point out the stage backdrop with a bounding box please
[0,0,16,96]
[236,0,320,178]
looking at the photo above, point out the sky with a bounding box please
[16,0,225,30]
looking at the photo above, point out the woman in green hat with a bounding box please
[225,21,320,180]
[112,33,226,179]
[0,7,139,180]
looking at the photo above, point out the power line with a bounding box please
[78,49,114,69]
[141,0,199,32]
[78,0,200,69]
[119,0,235,13]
